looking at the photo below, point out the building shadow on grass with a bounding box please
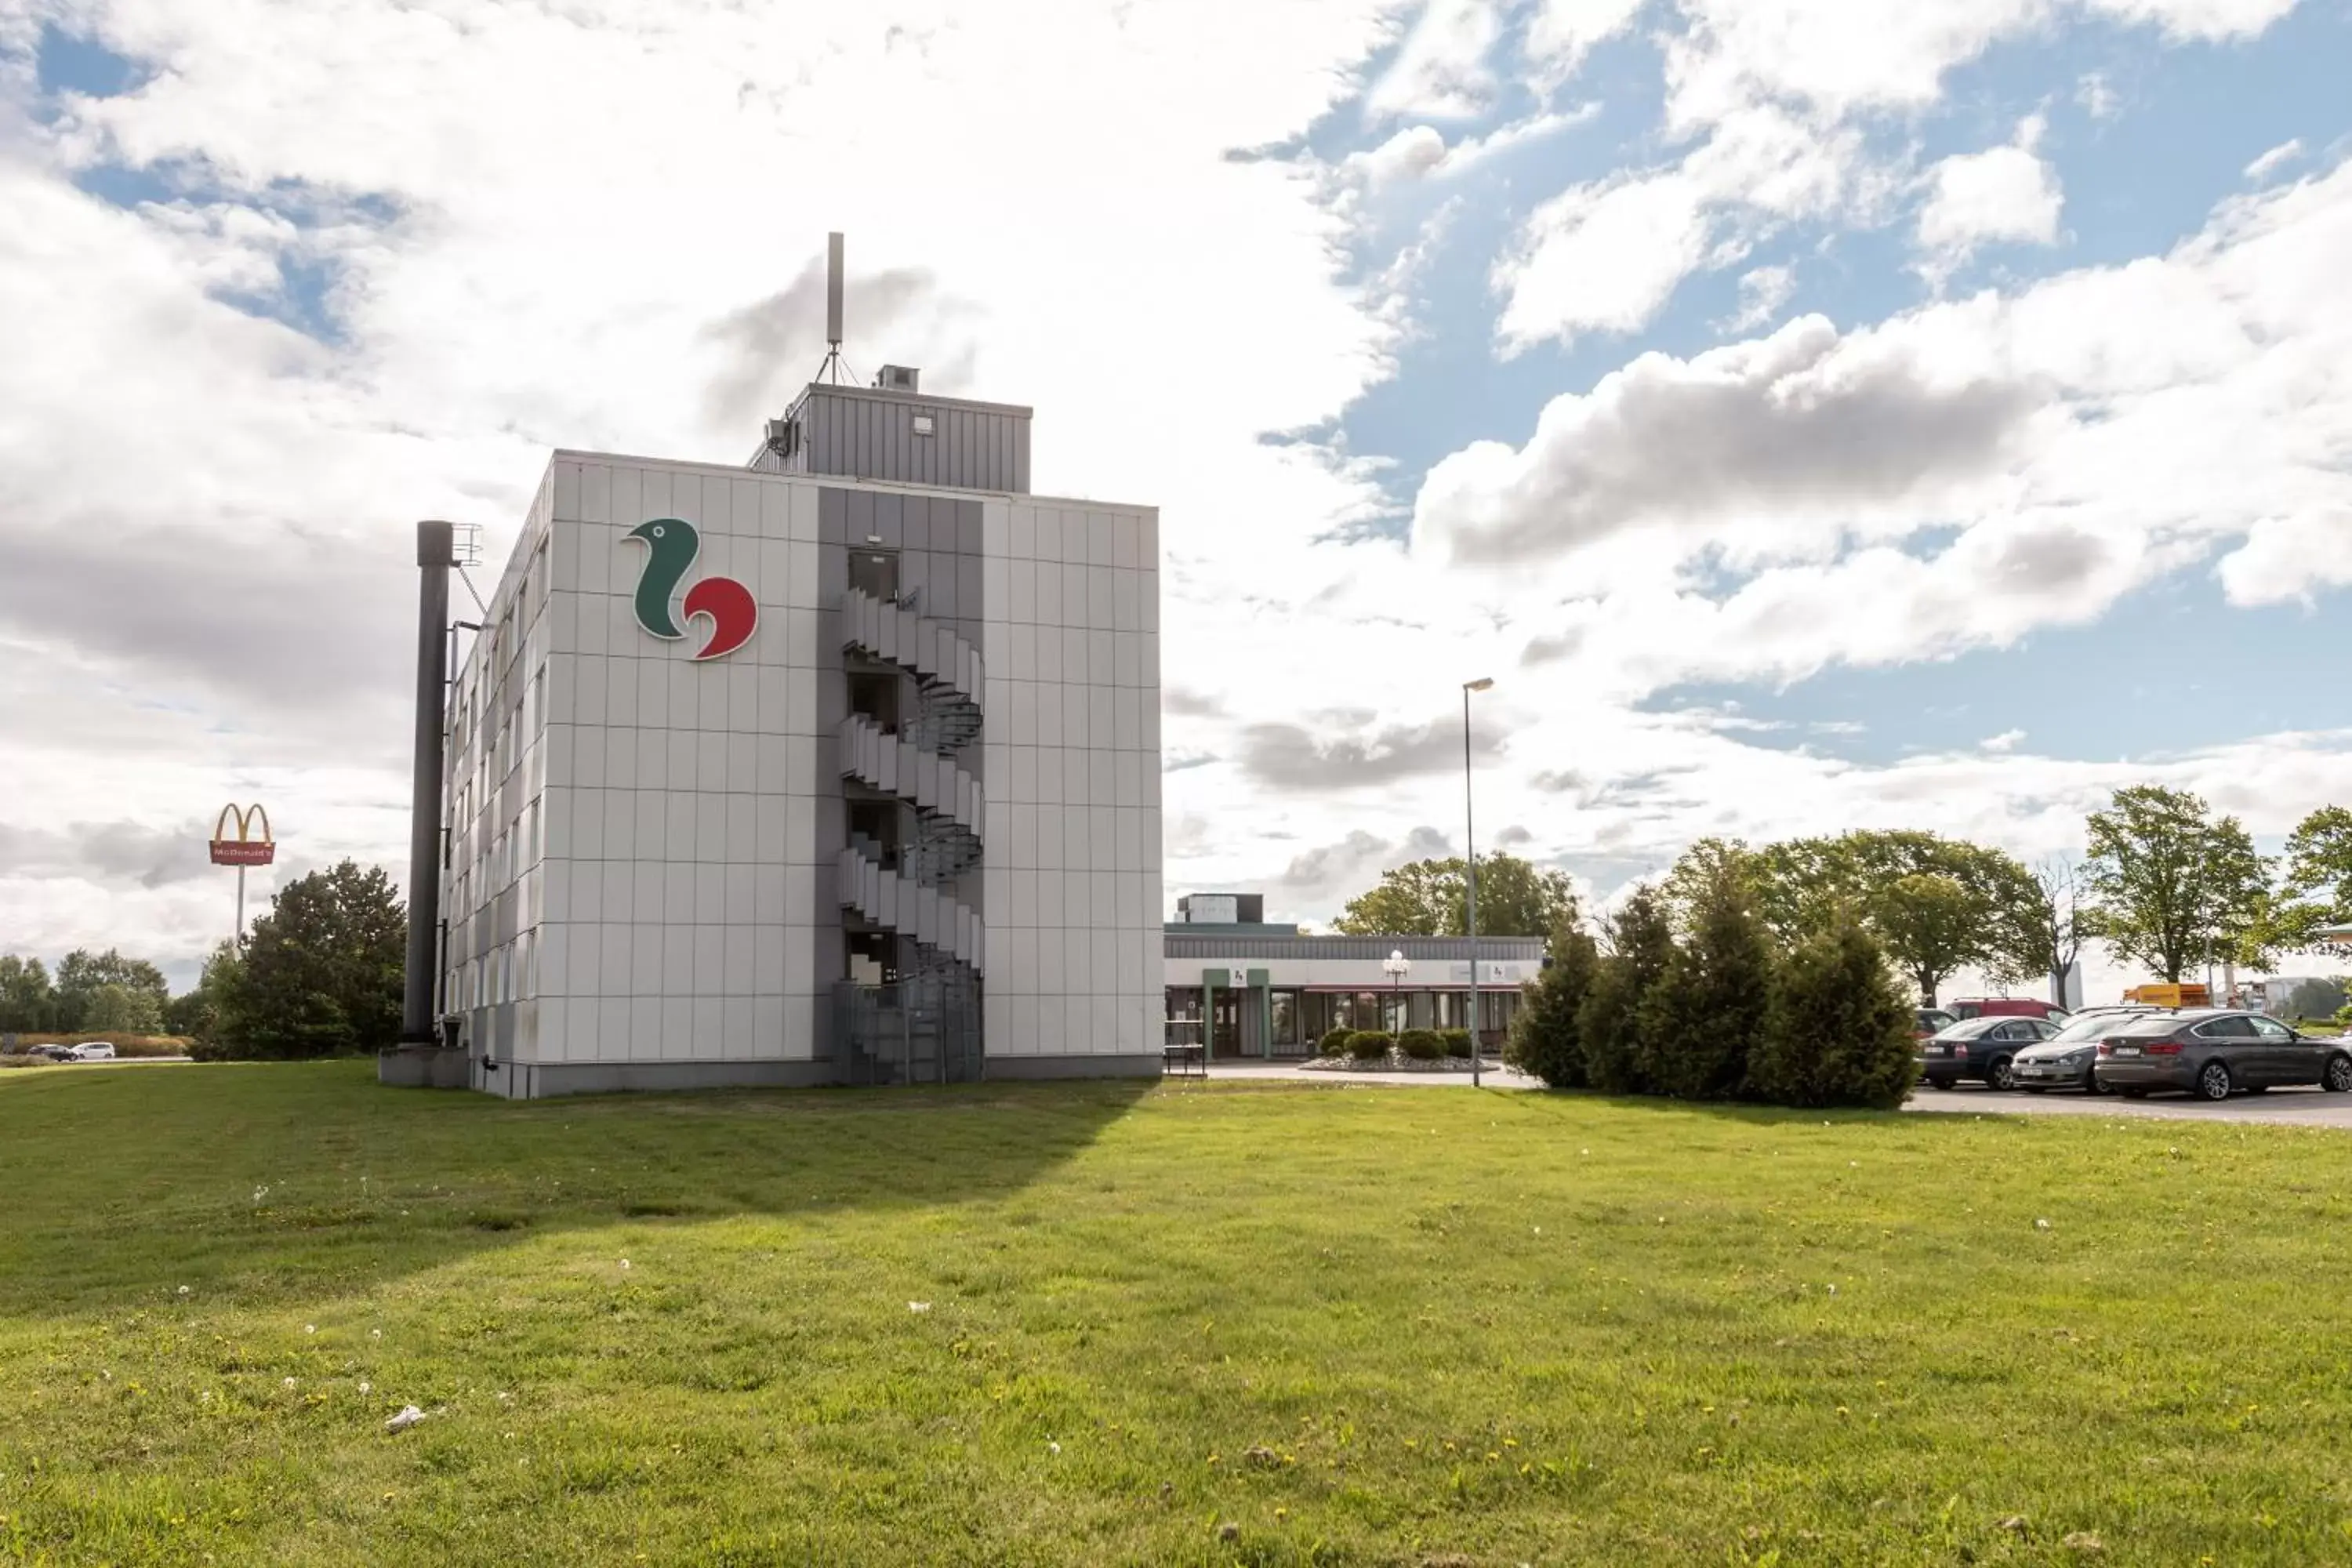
[0,1060,1156,1317]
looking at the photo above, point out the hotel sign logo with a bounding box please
[622,517,757,661]
[209,803,276,866]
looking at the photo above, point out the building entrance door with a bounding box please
[1210,989,1241,1058]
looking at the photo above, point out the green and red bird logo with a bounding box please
[623,517,757,661]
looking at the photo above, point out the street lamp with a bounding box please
[1382,949,1410,1034]
[1463,677,1494,1086]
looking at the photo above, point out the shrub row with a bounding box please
[1314,1026,1479,1065]
[1506,867,1917,1110]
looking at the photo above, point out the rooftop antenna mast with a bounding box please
[816,230,845,385]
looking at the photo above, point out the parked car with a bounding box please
[31,1044,78,1062]
[1918,1015,2062,1090]
[1915,1007,1958,1039]
[2096,1010,2352,1100]
[1949,997,2071,1023]
[66,1041,116,1062]
[2008,1007,2159,1093]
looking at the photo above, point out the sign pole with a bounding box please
[210,801,275,951]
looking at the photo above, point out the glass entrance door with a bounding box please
[1210,989,1241,1058]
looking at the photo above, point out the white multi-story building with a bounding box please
[434,373,1163,1097]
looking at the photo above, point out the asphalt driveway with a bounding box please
[1907,1080,2352,1128]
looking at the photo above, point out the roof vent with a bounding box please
[876,365,920,394]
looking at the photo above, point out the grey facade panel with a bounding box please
[779,384,1030,493]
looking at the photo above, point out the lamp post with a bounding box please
[1382,949,1410,1034]
[1463,677,1494,1086]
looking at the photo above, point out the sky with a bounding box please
[2,0,2348,1000]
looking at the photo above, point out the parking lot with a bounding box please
[1908,1080,2352,1128]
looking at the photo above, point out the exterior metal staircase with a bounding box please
[836,588,986,981]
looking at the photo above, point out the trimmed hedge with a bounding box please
[1398,1029,1443,1061]
[1318,1026,1353,1058]
[1346,1029,1392,1062]
[1439,1028,1473,1058]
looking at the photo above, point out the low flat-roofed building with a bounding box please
[1162,895,1542,1059]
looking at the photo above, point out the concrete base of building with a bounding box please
[982,1053,1163,1081]
[378,1046,470,1089]
[477,1057,837,1100]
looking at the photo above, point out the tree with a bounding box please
[51,948,169,1033]
[1748,915,1918,1110]
[1636,862,1774,1101]
[208,861,407,1059]
[2284,805,2352,924]
[1331,853,1577,938]
[0,956,54,1033]
[1660,837,1759,935]
[1577,887,1675,1094]
[165,942,238,1040]
[83,982,165,1034]
[1867,873,1984,1008]
[2082,786,2270,982]
[1999,857,2088,1006]
[1508,907,1601,1088]
[1742,830,2034,1005]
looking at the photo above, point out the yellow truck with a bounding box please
[2122,982,2211,1008]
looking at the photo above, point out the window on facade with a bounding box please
[849,549,899,601]
[1270,990,1298,1046]
[848,672,899,730]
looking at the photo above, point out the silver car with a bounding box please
[2008,1007,2159,1094]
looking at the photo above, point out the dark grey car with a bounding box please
[1918,1015,2060,1091]
[2093,1010,2352,1101]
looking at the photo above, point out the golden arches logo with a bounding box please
[209,803,276,866]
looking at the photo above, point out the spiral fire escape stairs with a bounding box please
[835,586,985,1080]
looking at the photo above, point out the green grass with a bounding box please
[5,1065,2352,1565]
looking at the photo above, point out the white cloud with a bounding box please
[1523,0,1646,86]
[1367,0,1503,120]
[1420,154,2352,694]
[1491,0,2298,349]
[1722,262,1798,332]
[0,0,1401,969]
[1421,314,2039,564]
[2076,71,2122,118]
[2245,137,2304,181]
[1494,169,1715,351]
[2216,515,2352,605]
[1917,115,2066,264]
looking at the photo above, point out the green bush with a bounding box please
[1638,861,1773,1101]
[1748,916,1917,1109]
[1318,1026,1353,1058]
[1578,888,1674,1093]
[1347,1029,1392,1062]
[1398,1029,1443,1061]
[1439,1028,1473,1058]
[1508,915,1600,1087]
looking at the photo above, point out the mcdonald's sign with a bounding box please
[209,803,275,866]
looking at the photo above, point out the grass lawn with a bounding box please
[5,1065,2352,1565]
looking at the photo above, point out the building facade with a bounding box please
[438,379,1163,1097]
[1162,895,1541,1059]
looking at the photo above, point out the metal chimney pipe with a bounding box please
[402,521,455,1044]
